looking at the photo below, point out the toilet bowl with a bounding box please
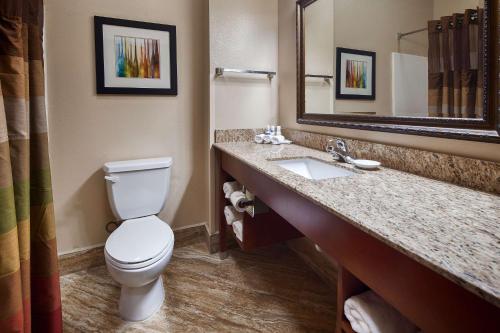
[105,216,174,321]
[103,157,174,321]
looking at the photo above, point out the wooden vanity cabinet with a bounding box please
[214,148,500,333]
[217,158,302,254]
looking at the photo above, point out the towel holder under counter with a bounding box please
[215,67,276,80]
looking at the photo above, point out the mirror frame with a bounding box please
[296,0,500,143]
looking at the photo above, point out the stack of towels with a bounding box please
[254,134,291,145]
[344,291,419,333]
[254,125,292,145]
[223,181,245,242]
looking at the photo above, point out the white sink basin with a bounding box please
[275,158,354,180]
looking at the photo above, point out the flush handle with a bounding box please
[104,175,120,183]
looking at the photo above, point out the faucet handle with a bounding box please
[326,139,335,153]
[336,139,348,153]
[326,139,340,160]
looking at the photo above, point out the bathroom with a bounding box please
[0,0,498,332]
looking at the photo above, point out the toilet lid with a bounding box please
[105,216,174,264]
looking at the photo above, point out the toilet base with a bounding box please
[119,276,165,321]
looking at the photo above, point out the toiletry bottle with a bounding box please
[265,125,271,135]
[276,126,282,136]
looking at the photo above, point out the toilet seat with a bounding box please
[105,215,174,270]
[105,243,172,270]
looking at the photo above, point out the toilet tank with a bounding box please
[103,157,172,220]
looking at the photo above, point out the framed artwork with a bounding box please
[336,47,375,100]
[94,16,178,95]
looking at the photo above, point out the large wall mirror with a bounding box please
[297,0,500,142]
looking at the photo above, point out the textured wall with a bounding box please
[45,0,210,253]
[210,0,279,130]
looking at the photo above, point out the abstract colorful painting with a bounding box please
[94,16,178,95]
[115,36,160,79]
[336,47,375,100]
[345,60,367,89]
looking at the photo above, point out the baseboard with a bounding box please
[59,223,210,276]
[59,245,106,276]
[205,228,239,254]
[173,223,208,249]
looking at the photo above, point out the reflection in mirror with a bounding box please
[304,0,334,114]
[303,0,485,119]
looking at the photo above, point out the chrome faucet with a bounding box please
[326,139,353,163]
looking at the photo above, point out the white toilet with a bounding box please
[103,157,175,322]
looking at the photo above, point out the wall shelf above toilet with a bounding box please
[215,67,276,80]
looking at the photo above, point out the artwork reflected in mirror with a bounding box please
[302,0,485,119]
[336,48,375,100]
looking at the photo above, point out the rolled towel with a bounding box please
[254,134,265,144]
[224,205,243,225]
[232,221,243,242]
[223,181,241,199]
[263,134,272,144]
[344,291,418,333]
[229,191,247,213]
[271,136,292,145]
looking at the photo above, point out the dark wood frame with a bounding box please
[215,147,500,332]
[94,16,178,95]
[297,0,500,143]
[335,47,376,100]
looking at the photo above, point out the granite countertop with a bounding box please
[213,142,500,307]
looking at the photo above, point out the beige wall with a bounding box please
[433,0,482,19]
[304,0,334,114]
[210,0,279,130]
[278,0,500,163]
[45,0,209,253]
[333,0,433,116]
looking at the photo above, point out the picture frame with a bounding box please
[94,16,178,95]
[335,47,375,100]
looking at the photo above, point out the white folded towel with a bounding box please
[344,291,418,333]
[232,221,243,242]
[224,206,243,225]
[263,134,273,144]
[223,181,241,199]
[271,135,285,144]
[229,191,247,213]
[271,136,292,145]
[254,134,265,144]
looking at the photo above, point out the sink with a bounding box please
[275,158,355,180]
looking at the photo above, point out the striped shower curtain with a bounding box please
[0,0,62,332]
[428,9,483,118]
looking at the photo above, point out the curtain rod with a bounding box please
[397,27,428,40]
[398,10,478,40]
